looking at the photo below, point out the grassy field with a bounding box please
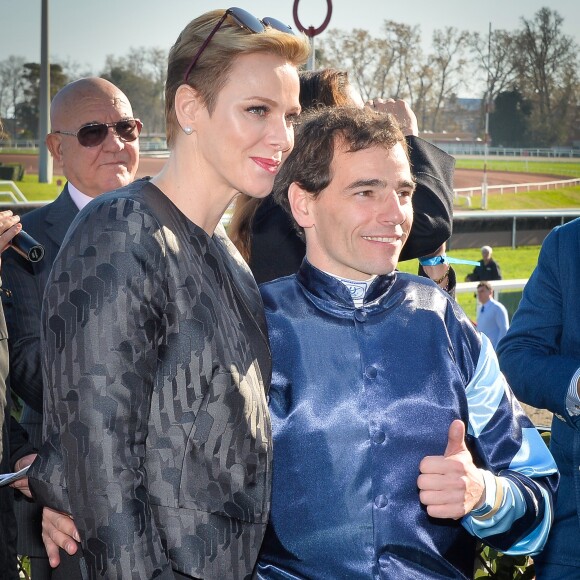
[455,158,580,177]
[449,158,580,210]
[6,174,64,201]
[461,187,580,210]
[0,148,38,155]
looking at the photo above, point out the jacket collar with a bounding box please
[296,259,396,308]
[45,183,79,247]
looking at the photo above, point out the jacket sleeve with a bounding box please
[1,246,44,413]
[461,335,558,555]
[497,225,580,424]
[399,136,455,261]
[28,200,175,579]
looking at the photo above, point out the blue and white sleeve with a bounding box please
[461,335,558,555]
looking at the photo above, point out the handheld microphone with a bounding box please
[10,231,45,263]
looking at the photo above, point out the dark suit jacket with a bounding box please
[29,180,272,579]
[248,136,456,284]
[1,185,79,559]
[497,217,580,569]
[2,185,79,413]
[0,295,20,579]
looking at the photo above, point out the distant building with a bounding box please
[420,96,484,152]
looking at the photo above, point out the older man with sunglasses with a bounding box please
[1,76,140,579]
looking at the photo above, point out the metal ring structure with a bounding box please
[293,0,332,37]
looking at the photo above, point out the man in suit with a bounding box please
[0,208,34,580]
[1,76,140,579]
[498,217,580,579]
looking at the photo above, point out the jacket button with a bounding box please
[354,309,367,322]
[365,366,377,379]
[371,430,386,444]
[374,494,389,508]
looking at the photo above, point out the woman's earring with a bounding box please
[183,126,193,135]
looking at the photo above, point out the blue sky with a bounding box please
[2,0,579,73]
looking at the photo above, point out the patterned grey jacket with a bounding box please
[29,179,272,580]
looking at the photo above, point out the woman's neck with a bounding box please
[151,149,238,236]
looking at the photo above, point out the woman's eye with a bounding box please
[247,105,268,116]
[285,113,299,126]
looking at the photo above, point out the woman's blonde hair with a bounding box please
[165,10,310,147]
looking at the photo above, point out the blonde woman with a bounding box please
[28,9,309,579]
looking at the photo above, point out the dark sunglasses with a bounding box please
[52,118,143,148]
[183,7,296,82]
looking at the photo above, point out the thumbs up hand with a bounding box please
[417,419,485,520]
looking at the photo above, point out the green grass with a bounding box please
[461,187,580,210]
[455,158,580,177]
[398,245,541,320]
[0,148,38,155]
[9,174,64,201]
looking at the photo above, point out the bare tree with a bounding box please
[470,29,520,102]
[429,27,470,131]
[409,61,436,131]
[58,57,95,81]
[319,28,387,101]
[0,55,26,140]
[515,7,578,145]
[101,47,167,135]
[380,21,422,100]
[468,29,520,135]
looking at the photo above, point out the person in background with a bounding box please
[498,217,580,579]
[466,245,502,281]
[476,281,509,349]
[255,106,558,579]
[1,76,141,580]
[229,69,455,288]
[0,208,30,580]
[26,8,309,579]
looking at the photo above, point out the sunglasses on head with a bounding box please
[183,7,296,82]
[52,118,143,148]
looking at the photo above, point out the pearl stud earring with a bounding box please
[183,126,193,135]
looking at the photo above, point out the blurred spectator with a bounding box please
[476,281,509,348]
[466,245,502,281]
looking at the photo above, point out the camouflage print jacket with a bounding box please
[29,179,272,580]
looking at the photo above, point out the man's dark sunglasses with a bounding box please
[183,7,296,82]
[52,118,143,148]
